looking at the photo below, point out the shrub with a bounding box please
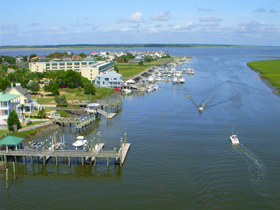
[7,110,22,131]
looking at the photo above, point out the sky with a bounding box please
[0,0,279,46]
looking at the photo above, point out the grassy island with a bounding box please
[247,59,280,91]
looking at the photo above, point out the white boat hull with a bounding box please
[230,135,239,144]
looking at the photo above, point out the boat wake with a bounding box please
[233,144,269,197]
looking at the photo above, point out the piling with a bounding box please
[13,161,16,180]
[68,157,71,166]
[107,157,109,167]
[6,168,8,189]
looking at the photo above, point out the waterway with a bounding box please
[1,47,280,209]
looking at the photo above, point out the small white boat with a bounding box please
[153,84,158,90]
[123,89,132,94]
[230,134,239,144]
[179,77,185,83]
[146,87,153,93]
[230,127,239,144]
[72,136,88,149]
[198,106,204,112]
[173,77,178,84]
[148,76,154,83]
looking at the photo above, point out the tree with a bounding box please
[29,54,37,60]
[84,83,96,95]
[27,81,39,93]
[37,109,46,119]
[139,61,144,66]
[144,56,152,63]
[0,76,10,91]
[44,81,59,95]
[65,70,81,88]
[114,64,119,73]
[7,110,22,131]
[79,53,87,58]
[20,104,26,115]
[55,95,67,106]
[81,77,91,87]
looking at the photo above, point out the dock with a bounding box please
[0,133,130,167]
[53,114,95,132]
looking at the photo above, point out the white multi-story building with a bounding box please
[29,61,114,83]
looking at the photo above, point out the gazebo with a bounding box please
[0,136,24,151]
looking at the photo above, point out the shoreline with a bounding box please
[247,59,280,95]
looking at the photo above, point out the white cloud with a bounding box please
[237,20,278,33]
[29,22,39,27]
[269,9,278,13]
[149,12,170,21]
[119,12,144,23]
[0,23,19,35]
[121,27,134,32]
[198,8,214,12]
[254,8,266,13]
[199,16,222,23]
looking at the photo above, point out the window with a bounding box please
[105,78,109,81]
[90,70,92,72]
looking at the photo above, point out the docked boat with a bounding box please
[179,77,185,83]
[72,136,88,149]
[230,134,239,144]
[173,77,178,84]
[123,89,132,94]
[153,84,158,90]
[146,87,153,93]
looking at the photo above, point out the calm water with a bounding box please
[1,48,280,210]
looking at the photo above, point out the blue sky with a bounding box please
[0,0,279,46]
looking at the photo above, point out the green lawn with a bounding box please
[0,130,11,139]
[22,120,48,128]
[247,59,280,91]
[116,58,172,79]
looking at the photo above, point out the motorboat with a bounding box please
[179,77,185,83]
[72,136,88,149]
[230,127,239,144]
[230,134,239,144]
[198,106,204,112]
[153,84,159,90]
[123,89,132,94]
[173,77,178,84]
[146,86,153,93]
[148,76,154,83]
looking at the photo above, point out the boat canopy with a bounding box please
[76,136,85,140]
[87,103,100,108]
[126,79,135,84]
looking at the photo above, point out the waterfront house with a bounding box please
[95,71,123,88]
[16,56,24,63]
[5,86,33,114]
[0,92,20,130]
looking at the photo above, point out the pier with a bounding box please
[53,114,95,132]
[0,133,130,167]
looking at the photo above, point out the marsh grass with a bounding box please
[247,59,280,90]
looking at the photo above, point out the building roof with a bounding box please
[0,92,20,101]
[5,86,31,100]
[0,136,24,146]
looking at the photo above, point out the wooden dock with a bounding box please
[0,141,130,167]
[53,115,95,132]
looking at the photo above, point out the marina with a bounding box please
[0,47,279,210]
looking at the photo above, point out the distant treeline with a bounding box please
[0,44,240,49]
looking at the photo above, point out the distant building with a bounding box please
[16,56,24,63]
[95,71,123,88]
